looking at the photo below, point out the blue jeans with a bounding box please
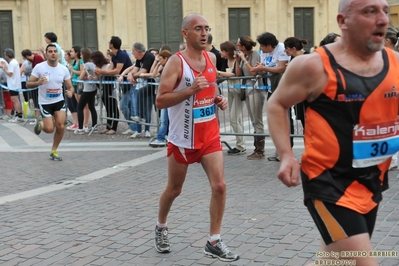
[137,85,155,132]
[157,108,168,141]
[0,86,4,109]
[120,85,137,131]
[131,87,140,132]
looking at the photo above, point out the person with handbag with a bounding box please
[235,36,265,160]
[218,41,246,155]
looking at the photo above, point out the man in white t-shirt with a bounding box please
[253,32,290,95]
[252,32,291,161]
[27,44,74,161]
[0,49,22,122]
[39,32,67,66]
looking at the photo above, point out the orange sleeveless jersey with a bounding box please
[301,47,399,214]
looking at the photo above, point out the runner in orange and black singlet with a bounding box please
[301,46,399,244]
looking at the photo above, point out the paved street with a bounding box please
[0,120,398,266]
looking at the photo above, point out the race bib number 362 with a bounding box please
[352,121,399,168]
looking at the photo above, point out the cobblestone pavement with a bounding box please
[0,120,398,266]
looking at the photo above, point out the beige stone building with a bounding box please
[389,0,399,26]
[0,0,396,61]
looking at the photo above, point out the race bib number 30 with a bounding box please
[352,121,399,168]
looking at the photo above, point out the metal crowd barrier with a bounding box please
[1,75,304,149]
[0,83,39,125]
[216,75,304,149]
[74,75,304,147]
[76,75,160,138]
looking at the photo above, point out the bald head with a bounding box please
[338,0,352,13]
[181,13,205,29]
[339,0,389,13]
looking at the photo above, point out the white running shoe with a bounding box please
[8,116,20,123]
[130,116,140,122]
[144,131,151,138]
[122,128,134,135]
[0,114,11,120]
[74,129,85,135]
[130,131,143,138]
[150,139,166,147]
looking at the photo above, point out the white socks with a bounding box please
[157,221,167,228]
[208,234,221,243]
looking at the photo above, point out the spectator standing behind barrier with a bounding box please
[147,44,172,78]
[206,33,225,71]
[154,13,239,262]
[0,57,12,119]
[74,48,98,134]
[19,58,33,117]
[95,36,133,135]
[1,49,22,122]
[142,49,172,147]
[64,46,82,130]
[148,48,159,56]
[283,37,310,130]
[91,51,116,134]
[21,49,45,116]
[64,50,72,65]
[267,1,397,264]
[27,44,74,161]
[218,41,246,155]
[235,36,265,160]
[118,42,155,139]
[252,32,290,161]
[22,49,45,68]
[115,44,140,136]
[319,32,341,46]
[39,32,66,66]
[0,57,9,118]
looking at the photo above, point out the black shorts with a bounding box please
[306,199,378,245]
[39,100,66,118]
[9,89,19,96]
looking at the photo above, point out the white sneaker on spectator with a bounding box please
[150,139,166,147]
[8,116,20,123]
[83,126,90,133]
[130,131,143,138]
[144,131,151,138]
[2,114,12,120]
[122,128,134,135]
[130,116,140,122]
[74,129,85,135]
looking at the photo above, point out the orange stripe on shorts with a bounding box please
[314,199,347,242]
